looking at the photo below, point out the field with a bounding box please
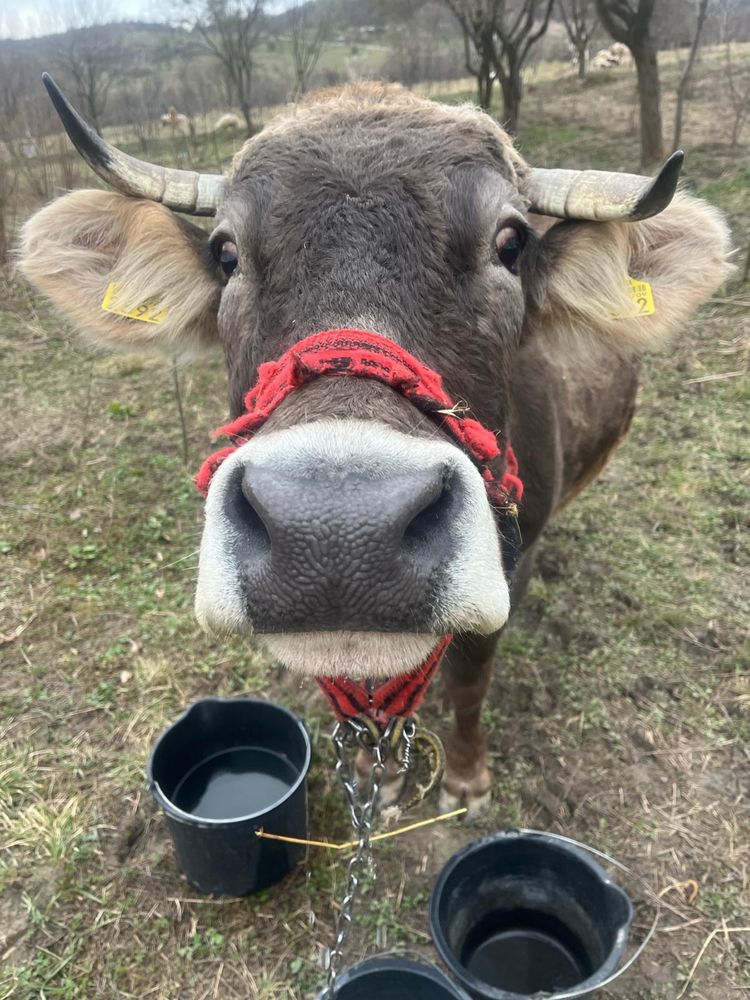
[1,48,749,1000]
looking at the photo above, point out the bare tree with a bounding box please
[289,1,334,99]
[0,57,24,264]
[384,1,464,87]
[718,0,750,147]
[558,0,598,79]
[0,50,68,260]
[673,0,710,148]
[723,40,750,146]
[445,0,500,111]
[54,28,126,134]
[492,0,555,131]
[445,0,554,127]
[595,0,663,168]
[121,78,163,153]
[183,0,265,135]
[45,0,127,134]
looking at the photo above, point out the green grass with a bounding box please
[1,46,749,1000]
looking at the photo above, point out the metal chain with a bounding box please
[394,718,415,774]
[322,717,400,1000]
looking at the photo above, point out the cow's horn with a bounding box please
[42,73,225,216]
[526,151,684,221]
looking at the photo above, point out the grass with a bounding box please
[1,45,749,1000]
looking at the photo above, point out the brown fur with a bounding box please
[559,422,634,509]
[439,634,498,809]
[232,83,527,189]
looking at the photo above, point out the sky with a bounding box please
[0,0,154,38]
[0,0,292,38]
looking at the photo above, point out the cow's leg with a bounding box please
[439,545,538,817]
[355,750,406,807]
[353,543,540,814]
[354,635,496,811]
[439,632,498,817]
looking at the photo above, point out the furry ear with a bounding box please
[18,189,220,355]
[526,192,734,353]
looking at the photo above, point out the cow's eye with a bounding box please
[218,240,238,277]
[494,224,524,274]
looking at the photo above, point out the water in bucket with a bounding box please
[172,746,299,820]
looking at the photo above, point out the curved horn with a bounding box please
[526,151,684,221]
[42,73,225,216]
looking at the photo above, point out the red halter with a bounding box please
[196,329,523,723]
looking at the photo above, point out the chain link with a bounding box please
[322,717,401,999]
[395,718,415,774]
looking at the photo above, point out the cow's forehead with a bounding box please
[229,84,527,190]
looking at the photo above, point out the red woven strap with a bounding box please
[196,328,523,505]
[316,635,453,725]
[195,329,524,726]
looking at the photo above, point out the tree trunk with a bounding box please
[730,108,745,148]
[633,39,664,168]
[0,189,8,266]
[500,69,522,134]
[86,97,102,136]
[577,42,587,80]
[476,56,493,111]
[240,102,254,135]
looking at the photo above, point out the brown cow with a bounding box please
[20,78,732,815]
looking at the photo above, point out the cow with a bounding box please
[19,76,731,816]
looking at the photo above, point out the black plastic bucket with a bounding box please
[148,697,311,896]
[316,955,473,1000]
[429,830,633,999]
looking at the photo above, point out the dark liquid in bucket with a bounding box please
[171,747,298,820]
[463,909,590,994]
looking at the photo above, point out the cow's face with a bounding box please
[214,97,527,419]
[196,94,529,674]
[20,83,730,678]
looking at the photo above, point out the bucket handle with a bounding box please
[500,828,660,999]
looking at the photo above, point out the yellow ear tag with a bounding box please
[627,276,656,316]
[102,282,168,324]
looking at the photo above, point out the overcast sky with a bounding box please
[0,0,291,38]
[0,0,156,38]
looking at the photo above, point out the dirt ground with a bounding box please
[1,49,749,1000]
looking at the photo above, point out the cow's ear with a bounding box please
[19,190,220,355]
[524,193,733,352]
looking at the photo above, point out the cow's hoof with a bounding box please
[379,770,407,807]
[439,786,492,819]
[439,768,492,819]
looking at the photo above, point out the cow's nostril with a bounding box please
[235,475,271,556]
[403,475,453,551]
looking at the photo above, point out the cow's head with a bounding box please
[19,79,732,679]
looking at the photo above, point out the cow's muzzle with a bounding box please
[195,420,510,675]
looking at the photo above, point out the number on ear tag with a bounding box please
[627,276,656,316]
[102,282,168,324]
